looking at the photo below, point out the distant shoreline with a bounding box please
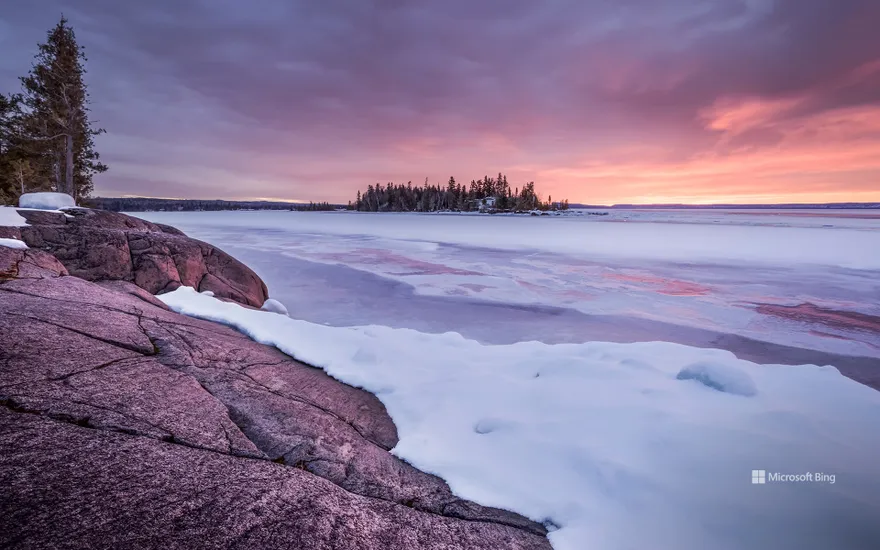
[571,203,880,210]
[89,196,879,213]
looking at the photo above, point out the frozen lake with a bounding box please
[134,209,880,550]
[136,209,880,387]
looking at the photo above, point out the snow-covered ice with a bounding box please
[0,238,28,249]
[138,210,880,269]
[136,210,880,549]
[18,192,76,210]
[136,210,880,361]
[159,286,880,550]
[0,206,28,227]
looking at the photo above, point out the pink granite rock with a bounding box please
[0,247,68,281]
[0,273,550,549]
[14,208,268,307]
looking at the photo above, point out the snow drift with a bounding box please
[160,286,880,550]
[261,298,289,315]
[18,192,75,210]
[676,361,758,396]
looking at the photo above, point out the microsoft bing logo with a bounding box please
[751,470,766,484]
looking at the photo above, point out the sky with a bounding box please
[1,0,878,205]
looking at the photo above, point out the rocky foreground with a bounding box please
[0,209,551,549]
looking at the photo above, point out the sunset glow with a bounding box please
[2,1,878,204]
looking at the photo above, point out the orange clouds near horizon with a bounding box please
[532,65,880,205]
[8,1,876,205]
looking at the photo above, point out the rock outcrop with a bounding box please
[15,208,268,307]
[1,246,68,280]
[0,211,551,549]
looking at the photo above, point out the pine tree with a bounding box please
[0,94,39,204]
[0,94,17,203]
[347,175,569,215]
[18,16,107,201]
[10,158,35,195]
[446,176,456,210]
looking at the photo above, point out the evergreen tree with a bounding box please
[0,93,11,137]
[348,173,568,215]
[10,158,36,196]
[0,94,40,204]
[446,176,456,210]
[18,16,107,201]
[0,93,17,203]
[366,184,375,211]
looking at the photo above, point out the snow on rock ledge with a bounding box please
[19,192,76,210]
[0,238,28,250]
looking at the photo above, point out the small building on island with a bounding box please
[469,196,498,212]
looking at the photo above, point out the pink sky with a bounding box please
[3,1,878,204]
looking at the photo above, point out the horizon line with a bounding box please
[91,196,880,209]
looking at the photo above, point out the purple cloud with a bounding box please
[2,0,878,203]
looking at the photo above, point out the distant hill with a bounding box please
[568,203,880,210]
[86,197,344,212]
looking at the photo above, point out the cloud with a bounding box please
[1,0,878,203]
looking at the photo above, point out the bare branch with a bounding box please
[5,130,68,142]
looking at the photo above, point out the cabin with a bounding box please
[468,196,497,212]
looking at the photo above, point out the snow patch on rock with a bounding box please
[0,238,28,249]
[19,192,76,211]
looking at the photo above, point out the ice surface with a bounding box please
[676,361,757,396]
[135,211,880,361]
[0,238,28,249]
[159,287,880,550]
[137,210,880,269]
[138,210,880,548]
[0,206,28,227]
[571,208,880,230]
[18,192,75,210]
[261,298,289,316]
